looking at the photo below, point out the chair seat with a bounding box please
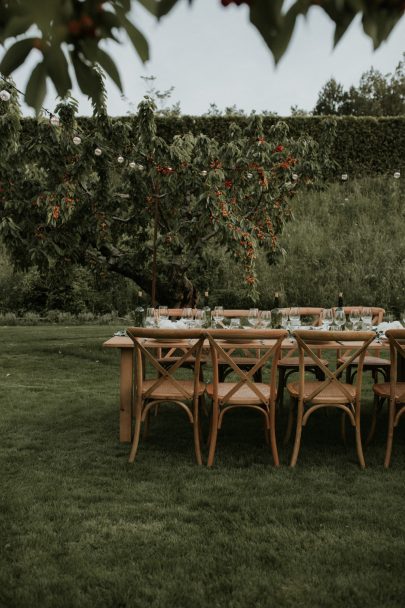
[206,382,271,405]
[287,380,356,404]
[142,379,206,400]
[278,356,328,368]
[372,382,405,401]
[338,355,391,367]
[218,356,259,367]
[157,356,207,366]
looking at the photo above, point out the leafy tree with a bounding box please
[0,0,404,113]
[0,80,329,305]
[314,56,405,116]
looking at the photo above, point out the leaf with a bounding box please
[250,2,303,65]
[121,16,149,62]
[71,51,102,101]
[156,0,181,19]
[137,0,159,15]
[44,46,72,98]
[2,15,33,40]
[96,48,122,91]
[0,38,36,76]
[24,61,47,113]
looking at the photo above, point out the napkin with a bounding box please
[376,321,403,333]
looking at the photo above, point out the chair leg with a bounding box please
[366,395,384,446]
[355,420,366,469]
[193,400,203,466]
[277,367,286,411]
[207,407,219,468]
[129,413,142,463]
[142,409,151,440]
[290,400,304,467]
[283,396,296,446]
[269,407,279,466]
[384,400,395,468]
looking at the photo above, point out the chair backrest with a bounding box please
[206,329,287,404]
[335,307,385,325]
[293,330,375,403]
[126,327,206,399]
[386,329,405,402]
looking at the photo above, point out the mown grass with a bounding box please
[1,326,404,608]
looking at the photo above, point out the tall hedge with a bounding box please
[20,115,404,179]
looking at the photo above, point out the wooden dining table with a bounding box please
[103,333,394,443]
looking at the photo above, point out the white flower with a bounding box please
[117,156,124,164]
[341,173,348,181]
[247,173,253,179]
[200,170,207,177]
[292,173,298,181]
[129,161,136,169]
[137,164,144,171]
[73,136,81,145]
[394,171,400,179]
[94,147,102,156]
[0,90,11,102]
[50,115,60,127]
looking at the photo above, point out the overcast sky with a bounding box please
[9,0,405,117]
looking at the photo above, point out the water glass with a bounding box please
[289,307,301,329]
[322,309,333,330]
[145,307,156,327]
[158,305,169,322]
[334,309,346,330]
[213,306,224,327]
[248,308,259,327]
[259,310,272,328]
[182,307,193,328]
[349,309,362,330]
[361,307,373,329]
[194,309,204,328]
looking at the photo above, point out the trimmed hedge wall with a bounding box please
[20,115,405,179]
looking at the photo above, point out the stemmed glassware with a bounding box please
[259,310,272,328]
[145,307,156,327]
[322,309,333,330]
[334,309,346,331]
[361,307,373,329]
[248,308,259,327]
[194,309,204,328]
[289,308,301,329]
[213,306,224,327]
[349,309,362,330]
[182,307,193,328]
[158,305,169,323]
[281,308,290,331]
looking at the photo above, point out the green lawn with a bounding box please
[0,326,404,608]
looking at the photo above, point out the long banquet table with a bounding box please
[103,333,394,443]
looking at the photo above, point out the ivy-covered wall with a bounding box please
[20,115,405,179]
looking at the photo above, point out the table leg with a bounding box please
[119,349,133,443]
[398,355,405,382]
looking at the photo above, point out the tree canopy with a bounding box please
[314,55,405,116]
[0,78,333,305]
[0,0,404,113]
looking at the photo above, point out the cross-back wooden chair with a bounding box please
[205,328,287,467]
[126,327,206,464]
[371,329,405,467]
[335,306,390,384]
[285,330,375,468]
[277,307,327,408]
[215,310,265,382]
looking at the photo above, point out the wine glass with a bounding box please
[229,317,241,329]
[349,309,361,330]
[182,307,193,328]
[281,308,290,331]
[401,311,405,328]
[158,305,169,323]
[289,307,301,329]
[248,308,259,327]
[322,309,333,330]
[361,307,373,329]
[213,306,224,327]
[334,309,346,331]
[259,310,272,328]
[194,309,204,328]
[145,307,156,327]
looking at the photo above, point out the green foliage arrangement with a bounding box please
[1,81,327,305]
